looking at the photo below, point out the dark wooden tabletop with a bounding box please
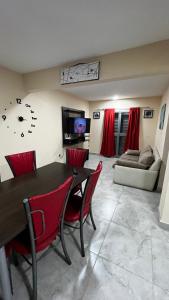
[0,162,93,248]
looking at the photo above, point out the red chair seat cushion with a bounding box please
[64,195,83,222]
[9,228,31,255]
[10,227,60,255]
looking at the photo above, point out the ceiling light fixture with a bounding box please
[111,95,119,100]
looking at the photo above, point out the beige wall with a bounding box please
[159,152,169,225]
[154,84,169,223]
[0,67,89,181]
[155,86,169,158]
[24,40,169,92]
[0,66,25,100]
[101,40,169,81]
[89,97,161,154]
[155,85,169,190]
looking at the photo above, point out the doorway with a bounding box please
[114,111,129,156]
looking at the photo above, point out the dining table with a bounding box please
[0,161,93,300]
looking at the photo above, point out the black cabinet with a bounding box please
[62,107,86,146]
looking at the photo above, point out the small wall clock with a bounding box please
[1,98,38,137]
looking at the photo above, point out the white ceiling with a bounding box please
[62,74,169,100]
[0,0,169,73]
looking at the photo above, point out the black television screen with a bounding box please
[67,117,91,134]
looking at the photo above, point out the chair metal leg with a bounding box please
[90,207,96,230]
[31,250,37,300]
[80,186,83,196]
[60,223,72,265]
[7,258,13,295]
[23,199,38,300]
[80,220,85,257]
[12,251,19,267]
[0,246,12,300]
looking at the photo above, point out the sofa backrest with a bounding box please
[149,147,161,171]
[139,149,154,167]
[140,145,152,155]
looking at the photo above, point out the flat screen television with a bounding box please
[67,117,91,134]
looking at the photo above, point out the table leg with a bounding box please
[0,246,12,300]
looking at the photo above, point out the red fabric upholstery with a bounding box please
[100,109,115,157]
[5,151,36,177]
[64,194,82,222]
[10,176,73,255]
[5,244,12,257]
[66,148,88,195]
[76,148,89,160]
[124,107,140,151]
[96,161,102,171]
[9,229,31,255]
[65,161,102,222]
[66,148,87,168]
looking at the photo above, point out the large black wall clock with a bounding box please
[1,98,38,137]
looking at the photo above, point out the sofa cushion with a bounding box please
[125,149,140,156]
[140,145,152,155]
[115,159,147,169]
[120,154,139,162]
[139,151,154,167]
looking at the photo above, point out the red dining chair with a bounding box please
[66,148,88,194]
[77,148,89,159]
[9,176,74,300]
[64,161,102,257]
[66,147,88,167]
[5,150,36,177]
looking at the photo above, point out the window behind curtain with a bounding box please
[114,112,129,156]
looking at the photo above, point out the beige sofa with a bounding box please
[113,146,161,191]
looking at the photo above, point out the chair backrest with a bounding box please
[24,176,74,252]
[66,148,88,168]
[5,151,36,177]
[82,161,102,217]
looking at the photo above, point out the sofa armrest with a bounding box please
[114,165,158,191]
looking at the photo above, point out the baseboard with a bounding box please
[159,220,169,231]
[89,152,99,155]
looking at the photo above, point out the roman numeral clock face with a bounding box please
[1,98,37,137]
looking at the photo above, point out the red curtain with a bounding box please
[124,107,140,151]
[100,109,115,157]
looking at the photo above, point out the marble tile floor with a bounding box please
[2,154,169,300]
